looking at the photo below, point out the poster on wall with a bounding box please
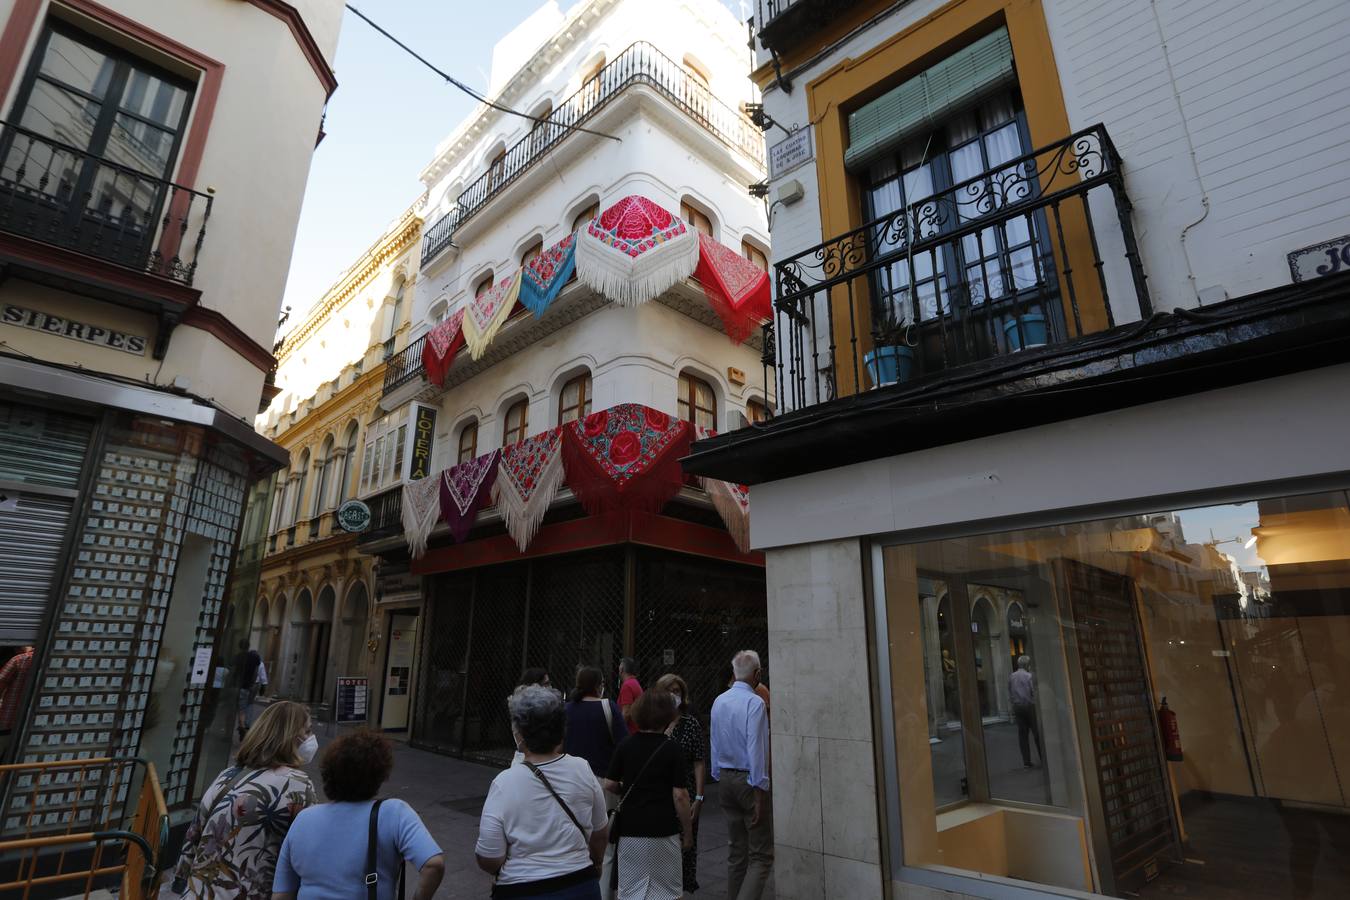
[336,677,369,723]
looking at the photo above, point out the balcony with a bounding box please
[767,125,1149,413]
[358,485,405,544]
[755,0,864,56]
[0,121,212,314]
[384,333,427,395]
[421,41,766,267]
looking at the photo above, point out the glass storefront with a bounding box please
[881,490,1350,898]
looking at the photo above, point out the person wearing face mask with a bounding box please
[170,700,317,898]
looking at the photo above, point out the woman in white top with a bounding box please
[477,685,609,899]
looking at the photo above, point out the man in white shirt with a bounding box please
[710,649,772,900]
[1009,655,1042,768]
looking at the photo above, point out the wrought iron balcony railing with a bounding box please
[360,484,405,542]
[421,41,766,266]
[384,333,427,394]
[755,0,862,55]
[0,120,212,285]
[766,124,1151,413]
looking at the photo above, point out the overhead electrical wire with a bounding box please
[344,3,621,143]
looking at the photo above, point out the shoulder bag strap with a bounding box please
[523,761,588,846]
[599,699,616,746]
[366,799,385,900]
[207,767,264,819]
[615,739,669,814]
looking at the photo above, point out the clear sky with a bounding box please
[279,0,749,330]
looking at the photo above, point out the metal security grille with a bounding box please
[634,550,769,722]
[411,548,766,764]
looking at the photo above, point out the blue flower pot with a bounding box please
[1003,312,1048,351]
[864,345,914,387]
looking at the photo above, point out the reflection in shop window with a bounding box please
[881,489,1350,898]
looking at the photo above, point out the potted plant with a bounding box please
[1003,308,1049,351]
[864,305,915,387]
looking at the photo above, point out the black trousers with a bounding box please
[1014,703,1042,765]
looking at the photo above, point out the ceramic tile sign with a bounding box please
[769,127,813,180]
[1289,233,1350,282]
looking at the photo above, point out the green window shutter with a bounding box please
[845,27,1016,171]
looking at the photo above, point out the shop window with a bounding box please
[502,400,528,446]
[677,372,716,431]
[520,238,544,267]
[879,489,1350,897]
[558,373,592,425]
[458,420,478,464]
[680,201,713,237]
[741,240,768,272]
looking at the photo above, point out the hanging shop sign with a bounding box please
[1288,233,1350,282]
[409,403,438,480]
[2,303,148,355]
[336,499,373,533]
[335,676,369,723]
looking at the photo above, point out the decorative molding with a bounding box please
[277,208,421,358]
[180,305,276,373]
[244,0,338,98]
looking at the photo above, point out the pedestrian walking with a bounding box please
[564,667,628,899]
[513,669,554,765]
[230,639,263,741]
[617,658,643,734]
[274,729,445,900]
[476,685,610,899]
[654,674,706,893]
[170,700,317,899]
[602,690,692,900]
[709,651,773,900]
[1009,655,1043,768]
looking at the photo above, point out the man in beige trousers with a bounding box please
[710,650,773,900]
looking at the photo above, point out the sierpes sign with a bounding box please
[2,303,148,355]
[409,403,437,480]
[769,127,813,179]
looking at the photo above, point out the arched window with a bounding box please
[746,398,770,424]
[313,435,335,515]
[558,373,592,425]
[337,422,359,505]
[269,469,288,532]
[682,54,711,86]
[580,54,605,106]
[741,240,768,272]
[678,372,716,430]
[291,449,310,523]
[520,238,544,267]
[680,200,713,237]
[502,400,529,446]
[385,279,405,340]
[488,145,507,190]
[458,420,479,463]
[571,200,599,233]
[475,273,494,298]
[529,100,554,152]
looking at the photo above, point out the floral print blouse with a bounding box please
[173,765,316,899]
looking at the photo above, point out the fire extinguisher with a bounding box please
[1158,696,1183,762]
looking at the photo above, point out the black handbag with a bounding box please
[365,799,406,900]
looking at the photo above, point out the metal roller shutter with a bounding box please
[0,402,94,643]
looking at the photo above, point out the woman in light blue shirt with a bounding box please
[273,730,445,900]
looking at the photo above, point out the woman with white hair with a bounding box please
[477,684,610,899]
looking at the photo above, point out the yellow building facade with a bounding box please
[251,208,421,715]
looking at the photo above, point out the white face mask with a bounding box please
[297,734,319,764]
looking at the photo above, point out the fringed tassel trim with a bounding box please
[401,474,444,559]
[704,477,751,554]
[463,271,522,360]
[492,441,566,552]
[575,229,699,307]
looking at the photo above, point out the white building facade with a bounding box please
[687,1,1350,898]
[356,0,777,757]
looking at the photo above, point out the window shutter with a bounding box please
[844,27,1015,171]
